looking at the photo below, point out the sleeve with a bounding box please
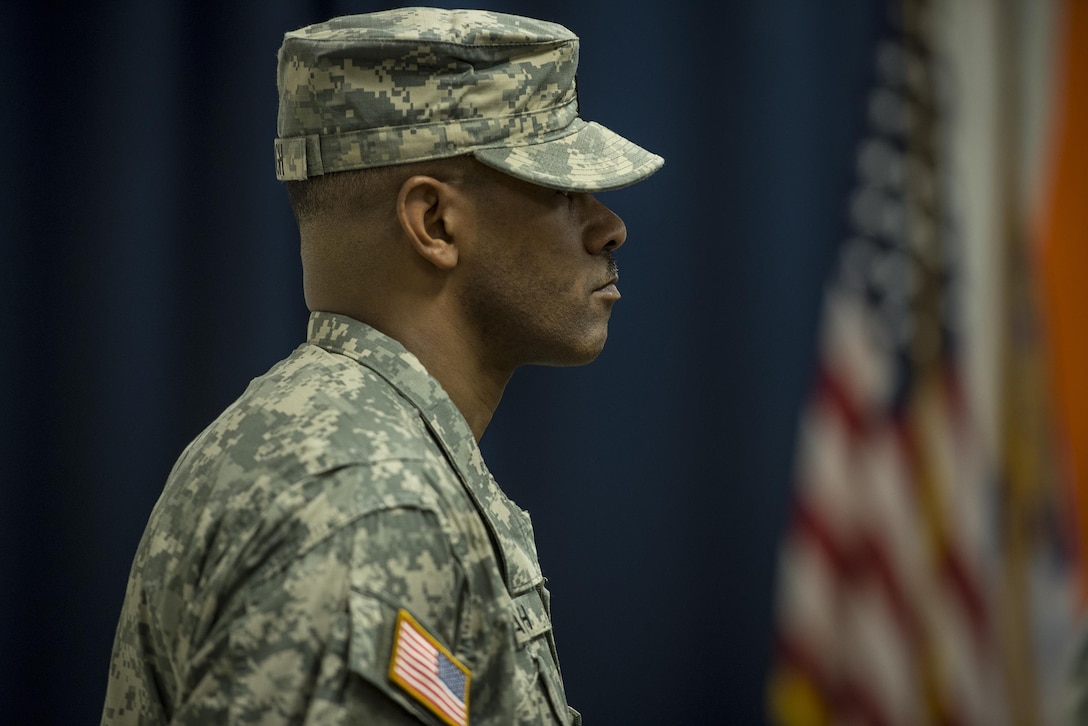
[177,495,466,724]
[341,504,469,724]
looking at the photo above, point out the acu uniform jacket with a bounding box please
[102,312,579,726]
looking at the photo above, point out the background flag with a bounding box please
[768,0,1011,723]
[770,0,1084,724]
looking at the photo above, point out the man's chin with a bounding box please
[528,337,609,368]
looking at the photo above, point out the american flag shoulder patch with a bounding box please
[388,609,471,726]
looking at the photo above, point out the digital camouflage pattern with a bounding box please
[274,7,663,192]
[102,312,580,725]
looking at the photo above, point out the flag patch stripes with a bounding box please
[389,609,471,726]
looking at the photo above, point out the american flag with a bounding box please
[390,610,471,726]
[767,1,1009,724]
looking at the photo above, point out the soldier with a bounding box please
[102,8,662,725]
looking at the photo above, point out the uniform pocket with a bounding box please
[529,647,574,726]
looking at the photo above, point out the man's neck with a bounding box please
[380,318,512,442]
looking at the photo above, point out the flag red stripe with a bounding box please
[816,367,868,439]
[938,538,990,649]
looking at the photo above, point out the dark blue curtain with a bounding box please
[2,1,881,722]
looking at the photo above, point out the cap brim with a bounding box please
[472,119,664,193]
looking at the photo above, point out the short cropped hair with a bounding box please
[285,169,387,226]
[285,157,483,227]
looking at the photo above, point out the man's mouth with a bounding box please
[593,276,620,299]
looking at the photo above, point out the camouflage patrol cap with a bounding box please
[275,8,663,192]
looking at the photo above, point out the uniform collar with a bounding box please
[307,311,543,594]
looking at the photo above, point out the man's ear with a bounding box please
[396,175,470,271]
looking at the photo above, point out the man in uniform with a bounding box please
[102,8,662,725]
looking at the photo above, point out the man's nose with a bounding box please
[583,195,627,255]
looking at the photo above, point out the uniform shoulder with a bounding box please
[192,342,431,482]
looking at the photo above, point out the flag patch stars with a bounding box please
[389,609,471,726]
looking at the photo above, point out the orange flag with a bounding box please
[1039,0,1088,607]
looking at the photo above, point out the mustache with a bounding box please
[605,251,618,278]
